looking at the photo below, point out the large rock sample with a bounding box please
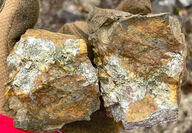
[88,8,186,130]
[4,29,100,131]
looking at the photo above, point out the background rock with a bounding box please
[151,0,176,13]
[116,0,152,15]
[36,0,121,32]
[0,0,3,9]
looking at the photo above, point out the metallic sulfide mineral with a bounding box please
[88,8,186,130]
[4,29,100,131]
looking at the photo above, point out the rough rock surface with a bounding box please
[88,8,186,130]
[4,29,100,131]
[116,0,152,15]
[122,93,192,133]
[58,21,88,43]
[58,21,95,64]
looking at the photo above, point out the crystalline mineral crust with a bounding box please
[88,8,186,130]
[4,29,100,131]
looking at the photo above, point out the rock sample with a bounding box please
[88,8,186,130]
[58,21,95,64]
[116,0,152,15]
[4,29,100,131]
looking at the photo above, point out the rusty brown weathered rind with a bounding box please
[88,8,186,130]
[4,29,100,131]
[116,0,152,15]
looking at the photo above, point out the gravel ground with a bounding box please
[36,0,192,33]
[36,0,121,31]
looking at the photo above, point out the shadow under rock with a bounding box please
[61,103,123,133]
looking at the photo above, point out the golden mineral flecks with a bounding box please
[88,8,186,130]
[4,29,100,131]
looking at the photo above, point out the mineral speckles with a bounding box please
[7,37,56,94]
[99,55,147,123]
[163,52,184,80]
[88,8,185,130]
[79,62,98,87]
[100,55,149,125]
[58,39,81,62]
[4,29,100,131]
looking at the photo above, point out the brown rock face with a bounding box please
[4,29,100,131]
[116,0,152,15]
[88,8,186,130]
[58,21,88,42]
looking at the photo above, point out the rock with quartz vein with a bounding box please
[4,29,100,131]
[88,8,186,130]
